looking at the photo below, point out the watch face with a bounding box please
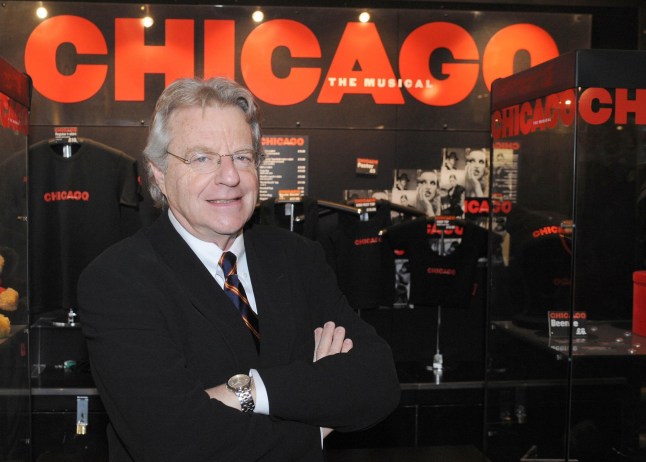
[228,374,250,389]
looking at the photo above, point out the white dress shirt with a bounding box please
[167,210,269,415]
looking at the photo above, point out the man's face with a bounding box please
[152,104,258,249]
[466,150,487,179]
[417,172,438,199]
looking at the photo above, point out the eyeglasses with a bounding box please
[166,149,260,173]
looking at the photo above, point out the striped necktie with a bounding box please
[219,251,260,350]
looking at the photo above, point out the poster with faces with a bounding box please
[391,147,490,220]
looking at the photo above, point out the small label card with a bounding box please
[356,158,379,176]
[548,311,588,338]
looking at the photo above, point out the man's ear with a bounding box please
[150,162,167,196]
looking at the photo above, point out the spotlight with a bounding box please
[252,10,264,23]
[141,5,153,28]
[36,6,48,19]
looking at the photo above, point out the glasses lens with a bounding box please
[189,152,219,173]
[186,150,258,173]
[231,150,257,170]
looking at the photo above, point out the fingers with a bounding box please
[313,327,323,361]
[329,325,346,354]
[313,322,353,362]
[341,338,353,353]
[315,322,335,361]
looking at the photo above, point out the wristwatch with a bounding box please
[226,373,255,413]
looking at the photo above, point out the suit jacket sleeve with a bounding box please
[247,226,401,432]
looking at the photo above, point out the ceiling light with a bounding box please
[140,5,153,28]
[36,6,48,19]
[252,10,264,23]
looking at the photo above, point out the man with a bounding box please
[492,151,511,197]
[77,77,400,462]
[394,172,410,190]
[442,151,458,171]
[444,173,466,217]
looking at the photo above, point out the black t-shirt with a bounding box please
[386,218,488,309]
[28,138,140,313]
[505,206,572,328]
[316,202,395,310]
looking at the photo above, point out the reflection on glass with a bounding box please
[0,84,29,461]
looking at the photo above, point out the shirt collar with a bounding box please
[167,209,246,278]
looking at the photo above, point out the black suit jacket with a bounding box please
[78,212,400,462]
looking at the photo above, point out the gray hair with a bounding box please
[142,77,264,207]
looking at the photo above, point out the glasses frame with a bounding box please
[166,149,261,173]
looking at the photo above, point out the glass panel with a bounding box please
[568,82,645,461]
[486,57,577,462]
[488,49,646,462]
[0,88,30,460]
[486,108,575,462]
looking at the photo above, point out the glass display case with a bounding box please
[486,49,646,462]
[0,57,31,461]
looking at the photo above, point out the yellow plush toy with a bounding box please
[0,313,9,338]
[0,254,19,312]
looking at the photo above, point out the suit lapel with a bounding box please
[244,227,295,365]
[147,213,259,362]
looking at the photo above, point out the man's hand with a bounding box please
[313,321,353,362]
[314,322,353,439]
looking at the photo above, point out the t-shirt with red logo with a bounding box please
[316,201,395,310]
[504,206,572,328]
[386,218,489,309]
[28,138,140,314]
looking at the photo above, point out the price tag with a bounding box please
[548,311,588,338]
[54,126,79,143]
[353,198,377,213]
[356,158,379,176]
[278,189,302,201]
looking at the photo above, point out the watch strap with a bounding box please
[234,385,255,413]
[227,374,255,413]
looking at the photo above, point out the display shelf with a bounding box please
[493,320,646,357]
[397,360,484,390]
[0,324,26,347]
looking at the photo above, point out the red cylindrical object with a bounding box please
[633,271,646,336]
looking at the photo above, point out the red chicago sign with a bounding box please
[492,87,646,138]
[24,15,560,106]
